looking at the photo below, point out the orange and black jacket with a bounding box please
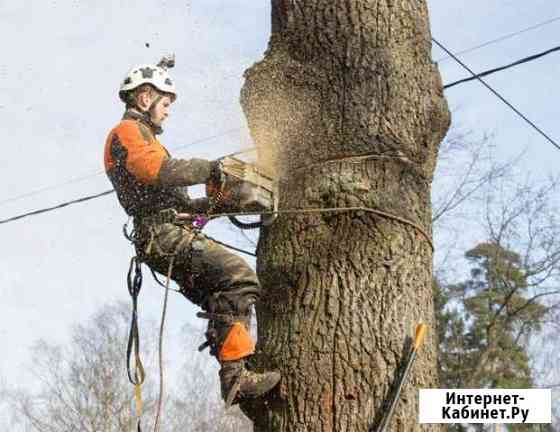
[104,110,213,217]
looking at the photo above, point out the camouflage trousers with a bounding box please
[133,221,260,357]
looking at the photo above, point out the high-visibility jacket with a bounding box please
[104,110,214,217]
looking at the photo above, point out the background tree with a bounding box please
[0,374,10,430]
[434,176,560,432]
[239,1,450,430]
[432,128,516,228]
[433,278,469,390]
[529,305,560,430]
[445,243,545,389]
[6,303,156,432]
[4,303,251,432]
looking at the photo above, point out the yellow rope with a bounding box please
[134,383,143,418]
[152,255,175,432]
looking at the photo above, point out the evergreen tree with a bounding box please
[458,243,546,389]
[433,279,470,388]
[435,243,549,431]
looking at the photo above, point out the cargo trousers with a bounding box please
[134,219,260,359]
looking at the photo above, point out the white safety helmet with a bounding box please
[119,56,177,103]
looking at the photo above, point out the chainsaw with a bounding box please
[206,155,278,228]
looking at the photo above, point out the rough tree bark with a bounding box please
[240,1,450,431]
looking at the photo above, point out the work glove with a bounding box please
[209,160,225,185]
[206,160,229,213]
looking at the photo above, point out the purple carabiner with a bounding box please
[192,214,208,230]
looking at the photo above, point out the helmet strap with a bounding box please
[148,94,163,120]
[126,92,165,135]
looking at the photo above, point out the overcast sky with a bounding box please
[1,0,559,412]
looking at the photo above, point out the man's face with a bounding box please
[150,95,173,126]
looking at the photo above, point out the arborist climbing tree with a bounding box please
[103,56,281,417]
[238,1,450,431]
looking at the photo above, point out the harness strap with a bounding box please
[126,256,146,432]
[126,257,146,386]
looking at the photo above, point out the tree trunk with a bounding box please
[240,1,450,431]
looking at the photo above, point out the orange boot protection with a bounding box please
[218,322,255,362]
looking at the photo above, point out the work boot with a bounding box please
[219,358,281,407]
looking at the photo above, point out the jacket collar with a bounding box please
[122,109,163,136]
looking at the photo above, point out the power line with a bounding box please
[0,128,247,225]
[0,127,242,207]
[0,189,115,225]
[436,16,560,63]
[444,43,560,89]
[433,37,560,152]
[0,169,104,207]
[168,127,242,152]
[0,187,258,256]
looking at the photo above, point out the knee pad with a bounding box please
[199,317,255,361]
[218,322,255,362]
[198,284,260,359]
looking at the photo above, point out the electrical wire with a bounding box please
[0,169,103,206]
[168,127,242,152]
[436,16,560,63]
[443,43,560,89]
[433,37,560,152]
[0,189,115,225]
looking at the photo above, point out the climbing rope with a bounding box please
[180,205,434,252]
[152,255,175,432]
[150,267,181,293]
[289,152,414,171]
[150,231,193,432]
